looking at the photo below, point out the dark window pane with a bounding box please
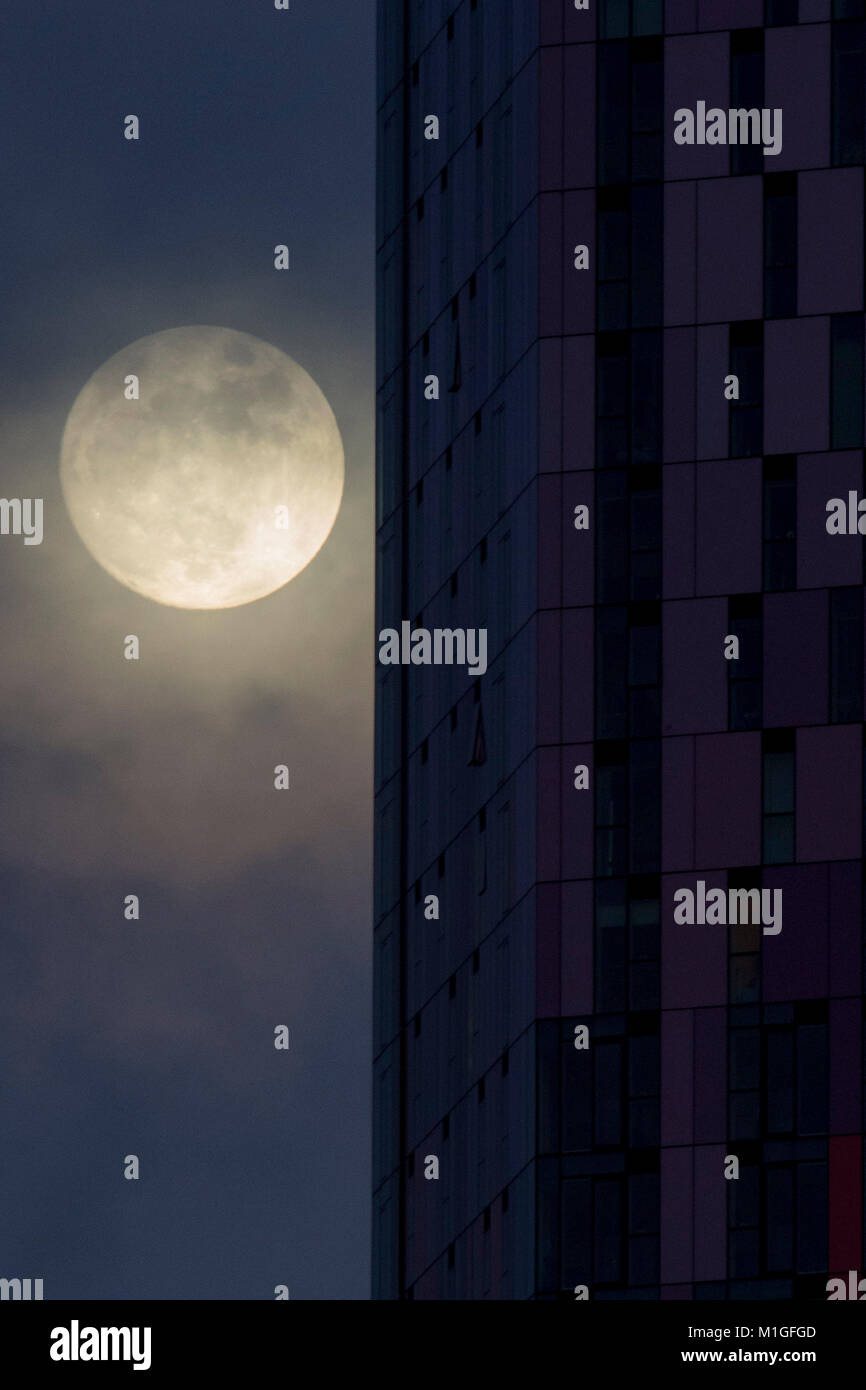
[832,23,865,166]
[831,313,864,448]
[730,679,762,730]
[633,0,664,35]
[765,1168,795,1272]
[763,813,794,863]
[830,587,864,721]
[766,1030,795,1133]
[763,751,794,813]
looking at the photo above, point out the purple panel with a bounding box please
[763,591,828,727]
[661,1147,694,1283]
[797,725,861,863]
[664,183,697,327]
[662,1010,694,1146]
[538,0,564,45]
[662,870,728,1009]
[561,608,594,743]
[562,336,594,470]
[561,879,593,1015]
[563,0,596,43]
[664,464,696,599]
[662,1284,694,1300]
[698,178,762,324]
[563,191,596,334]
[696,325,729,460]
[537,747,561,881]
[694,1009,727,1143]
[560,744,593,880]
[798,170,864,316]
[696,458,762,596]
[693,1145,727,1281]
[538,475,562,607]
[829,861,861,1001]
[562,45,595,188]
[663,736,696,873]
[562,470,594,607]
[831,1000,862,1135]
[764,317,830,456]
[664,330,697,462]
[695,733,761,869]
[539,340,562,472]
[538,49,562,191]
[536,883,561,1018]
[799,0,830,15]
[667,0,698,33]
[665,35,730,181]
[538,195,563,337]
[663,598,728,735]
[699,0,762,27]
[798,451,863,590]
[765,26,830,172]
[537,611,561,744]
[762,865,828,1003]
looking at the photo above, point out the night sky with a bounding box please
[0,1,374,1299]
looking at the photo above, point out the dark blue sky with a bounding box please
[0,0,374,1299]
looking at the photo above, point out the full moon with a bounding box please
[60,326,345,609]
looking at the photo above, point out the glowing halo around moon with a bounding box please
[59,326,345,609]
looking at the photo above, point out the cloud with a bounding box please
[0,327,373,886]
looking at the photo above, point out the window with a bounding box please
[730,30,764,176]
[601,0,664,38]
[728,868,762,1006]
[765,0,798,20]
[631,330,662,463]
[627,602,661,738]
[629,738,660,872]
[596,605,628,738]
[598,43,630,185]
[729,322,763,458]
[630,39,663,183]
[631,185,662,327]
[762,729,795,864]
[728,595,763,730]
[829,587,864,721]
[630,468,662,600]
[597,187,630,332]
[596,333,629,468]
[629,878,660,1010]
[595,746,629,878]
[832,22,865,166]
[763,173,797,318]
[830,313,864,448]
[597,472,629,605]
[763,455,796,592]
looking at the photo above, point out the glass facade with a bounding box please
[375,0,865,1299]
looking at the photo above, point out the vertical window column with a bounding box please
[762,455,796,592]
[728,594,764,730]
[763,173,797,319]
[729,321,764,458]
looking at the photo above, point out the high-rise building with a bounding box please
[374,0,865,1299]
